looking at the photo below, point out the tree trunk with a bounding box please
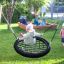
[6,0,16,29]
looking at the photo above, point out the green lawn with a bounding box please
[0,20,64,64]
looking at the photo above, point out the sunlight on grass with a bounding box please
[0,58,64,64]
[0,24,8,29]
[45,59,64,64]
[0,23,18,30]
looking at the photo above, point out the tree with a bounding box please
[0,0,50,26]
[0,0,16,29]
[5,0,16,29]
[25,0,50,14]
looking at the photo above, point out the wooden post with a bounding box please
[6,0,16,29]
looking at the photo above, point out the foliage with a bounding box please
[0,0,50,23]
[25,0,50,12]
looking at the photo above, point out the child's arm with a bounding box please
[26,24,31,32]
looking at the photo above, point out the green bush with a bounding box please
[1,4,34,23]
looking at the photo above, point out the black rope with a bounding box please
[51,20,64,42]
[51,28,57,42]
[42,19,57,35]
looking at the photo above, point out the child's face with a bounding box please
[28,21,32,24]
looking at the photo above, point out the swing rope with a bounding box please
[2,12,17,39]
[2,3,17,39]
[51,19,64,42]
[3,0,18,39]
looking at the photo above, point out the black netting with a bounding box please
[17,40,47,53]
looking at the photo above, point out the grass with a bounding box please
[0,20,64,64]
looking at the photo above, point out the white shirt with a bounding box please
[22,23,41,45]
[26,23,35,32]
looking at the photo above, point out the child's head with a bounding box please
[26,21,34,32]
[28,21,32,24]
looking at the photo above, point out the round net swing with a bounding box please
[14,36,50,58]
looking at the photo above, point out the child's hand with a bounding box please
[20,33,23,37]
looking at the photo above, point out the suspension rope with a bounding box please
[2,12,17,39]
[51,19,63,42]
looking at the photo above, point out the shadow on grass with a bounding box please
[0,27,25,33]
[0,54,42,62]
[0,52,64,63]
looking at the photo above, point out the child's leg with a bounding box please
[18,33,24,40]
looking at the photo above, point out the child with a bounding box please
[60,23,64,46]
[39,18,46,26]
[20,21,35,37]
[26,21,41,37]
[19,16,27,25]
[26,21,35,32]
[19,21,41,45]
[33,14,40,26]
